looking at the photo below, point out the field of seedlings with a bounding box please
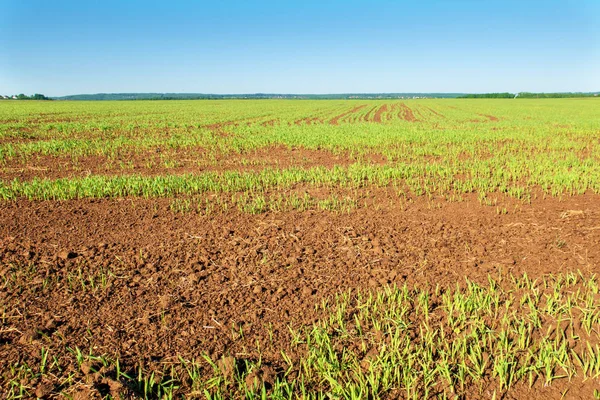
[1,98,600,399]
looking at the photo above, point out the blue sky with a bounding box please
[1,0,598,96]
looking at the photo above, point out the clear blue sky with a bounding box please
[1,0,598,96]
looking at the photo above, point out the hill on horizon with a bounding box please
[52,92,466,101]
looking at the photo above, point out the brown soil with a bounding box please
[373,104,389,123]
[0,145,385,181]
[394,103,417,122]
[1,190,600,397]
[329,105,367,125]
[479,113,499,122]
[401,103,417,122]
[362,105,379,122]
[294,117,322,125]
[425,106,445,118]
[260,119,277,127]
[205,116,271,135]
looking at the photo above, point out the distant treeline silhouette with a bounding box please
[1,93,51,100]
[52,93,465,101]
[459,92,598,99]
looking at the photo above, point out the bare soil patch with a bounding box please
[293,117,322,126]
[362,105,379,122]
[329,105,367,125]
[1,191,600,397]
[393,103,417,122]
[425,106,446,118]
[373,104,389,123]
[479,113,500,122]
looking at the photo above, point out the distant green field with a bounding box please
[1,98,599,206]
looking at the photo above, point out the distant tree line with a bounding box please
[518,92,598,98]
[1,93,51,100]
[5,92,595,101]
[459,93,514,99]
[53,92,467,101]
[459,92,599,99]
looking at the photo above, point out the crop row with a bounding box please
[1,157,598,203]
[5,271,600,398]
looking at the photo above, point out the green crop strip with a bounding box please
[1,158,599,202]
[1,99,598,161]
[5,272,600,398]
[1,98,599,204]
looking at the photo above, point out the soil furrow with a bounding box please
[329,105,367,125]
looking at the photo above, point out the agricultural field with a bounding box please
[1,98,600,399]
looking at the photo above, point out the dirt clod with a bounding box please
[18,330,40,345]
[217,356,236,379]
[57,250,77,260]
[80,361,93,375]
[35,383,53,398]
